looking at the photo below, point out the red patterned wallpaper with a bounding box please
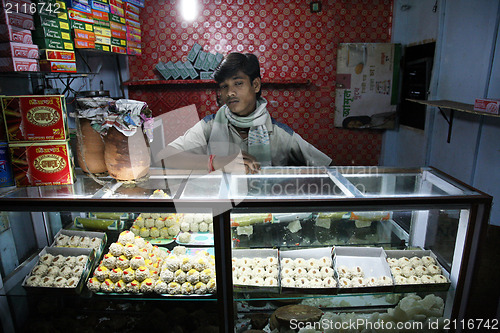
[127,0,393,165]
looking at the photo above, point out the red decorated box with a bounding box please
[9,140,74,186]
[1,95,68,142]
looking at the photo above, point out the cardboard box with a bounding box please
[91,0,109,13]
[40,59,76,72]
[125,10,138,22]
[125,32,139,43]
[60,30,71,41]
[33,26,62,39]
[1,95,68,142]
[93,18,109,27]
[0,56,38,71]
[109,12,124,24]
[92,8,108,20]
[0,10,35,29]
[68,8,93,23]
[0,24,32,43]
[110,28,124,39]
[125,17,139,28]
[40,49,75,61]
[124,2,138,14]
[66,0,91,13]
[9,140,74,186]
[123,0,144,8]
[94,43,109,51]
[94,34,109,45]
[73,28,94,40]
[474,98,500,115]
[34,15,59,29]
[34,36,64,50]
[0,41,38,58]
[126,45,140,55]
[109,20,124,31]
[110,36,125,46]
[125,24,139,35]
[58,19,70,30]
[93,26,110,37]
[73,37,94,48]
[110,44,124,54]
[110,4,123,17]
[70,19,93,31]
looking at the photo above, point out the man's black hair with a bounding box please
[214,52,261,98]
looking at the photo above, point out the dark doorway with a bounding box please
[399,42,436,130]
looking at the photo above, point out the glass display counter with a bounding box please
[0,167,492,332]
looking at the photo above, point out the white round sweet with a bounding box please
[337,266,351,279]
[420,275,434,284]
[428,265,442,275]
[319,266,334,279]
[406,276,421,284]
[281,277,295,287]
[378,276,393,286]
[410,256,423,267]
[338,277,352,288]
[391,267,403,277]
[318,256,333,267]
[394,276,406,284]
[323,277,337,287]
[280,258,295,269]
[295,277,308,288]
[422,256,436,266]
[386,258,399,268]
[350,266,364,278]
[351,277,366,287]
[397,257,411,268]
[401,266,415,278]
[178,232,191,243]
[433,275,448,283]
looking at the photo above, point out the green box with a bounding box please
[34,15,59,29]
[94,19,110,28]
[58,19,70,31]
[34,37,64,50]
[70,20,94,32]
[95,44,111,52]
[110,37,126,47]
[109,13,126,24]
[33,26,62,40]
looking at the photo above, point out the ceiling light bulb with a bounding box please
[180,0,198,22]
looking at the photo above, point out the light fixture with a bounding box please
[180,0,198,22]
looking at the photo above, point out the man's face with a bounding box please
[218,71,261,117]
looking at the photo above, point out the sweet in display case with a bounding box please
[0,166,492,332]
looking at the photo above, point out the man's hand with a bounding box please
[212,151,261,174]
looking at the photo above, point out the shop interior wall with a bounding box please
[127,0,394,166]
[382,0,500,226]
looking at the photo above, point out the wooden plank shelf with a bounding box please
[123,78,311,87]
[407,99,500,143]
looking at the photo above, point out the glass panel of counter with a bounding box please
[337,167,479,197]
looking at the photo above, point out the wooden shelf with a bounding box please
[123,78,311,87]
[407,99,500,118]
[407,99,500,143]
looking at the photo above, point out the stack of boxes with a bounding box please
[0,0,39,72]
[65,0,141,55]
[35,0,77,72]
[109,0,126,54]
[156,43,223,81]
[124,1,140,55]
[1,95,74,186]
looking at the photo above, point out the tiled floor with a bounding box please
[465,225,500,319]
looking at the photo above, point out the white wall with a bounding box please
[383,0,500,225]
